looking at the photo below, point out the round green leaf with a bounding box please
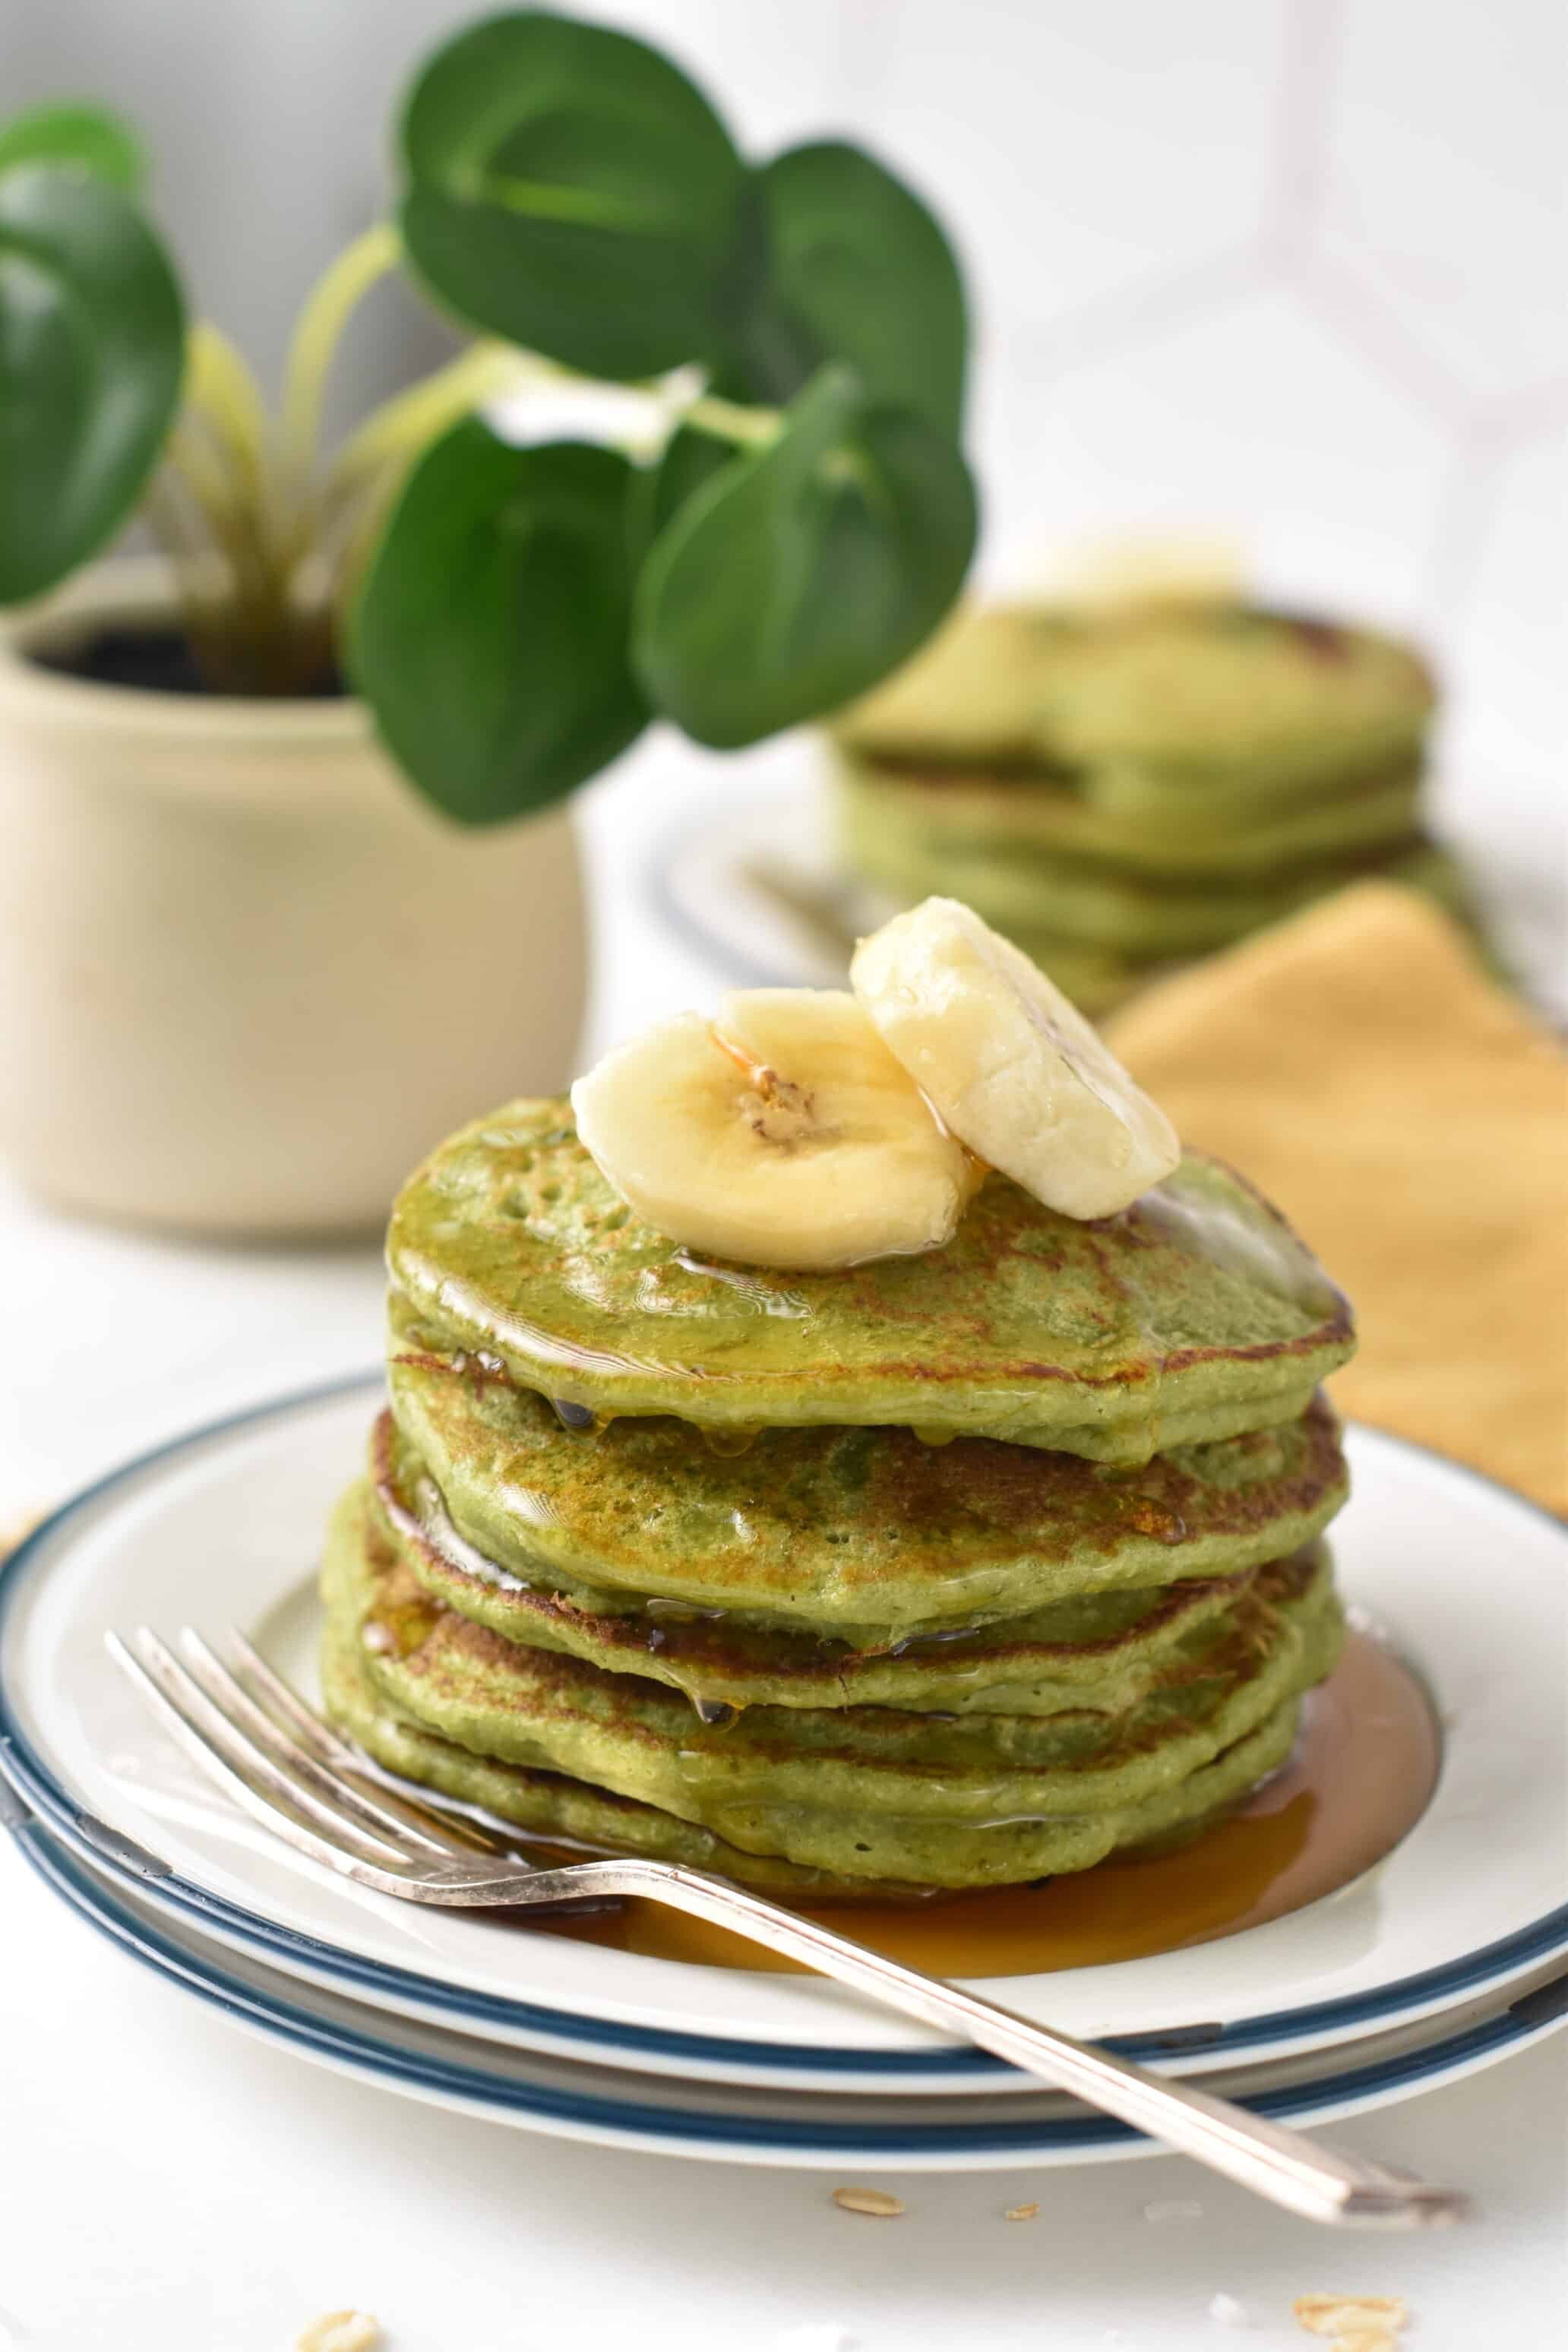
[0,106,146,193]
[634,365,977,748]
[0,165,185,604]
[728,141,968,436]
[626,421,738,561]
[398,11,746,379]
[351,419,648,825]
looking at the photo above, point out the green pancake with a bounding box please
[323,1481,1340,1888]
[323,1598,1307,1894]
[381,1332,1348,1641]
[922,930,1153,1020]
[832,602,1059,765]
[387,1109,1353,1462]
[1038,616,1434,814]
[835,602,1435,795]
[320,1600,865,1898]
[833,751,1426,882]
[833,824,1443,958]
[372,1462,1260,1718]
[371,1400,1342,1709]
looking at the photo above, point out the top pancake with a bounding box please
[834,601,1434,789]
[388,1104,1354,1459]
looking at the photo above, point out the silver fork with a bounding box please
[109,1623,1472,2230]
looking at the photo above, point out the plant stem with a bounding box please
[161,414,302,669]
[324,339,527,509]
[141,475,221,642]
[181,326,286,602]
[183,324,269,503]
[677,393,780,447]
[132,225,788,695]
[162,425,263,584]
[280,221,400,501]
[329,461,405,631]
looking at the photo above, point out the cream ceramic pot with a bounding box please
[0,564,588,1237]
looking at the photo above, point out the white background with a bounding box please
[1,3,1564,2345]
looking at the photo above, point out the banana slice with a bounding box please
[851,899,1179,1219]
[570,988,979,1270]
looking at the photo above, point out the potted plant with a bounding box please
[0,11,974,1235]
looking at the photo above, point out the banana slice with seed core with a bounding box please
[570,988,979,1270]
[851,899,1180,1219]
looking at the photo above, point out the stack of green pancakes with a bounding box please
[831,601,1466,1016]
[320,1099,1357,1900]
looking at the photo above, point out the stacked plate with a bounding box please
[2,1377,1565,2170]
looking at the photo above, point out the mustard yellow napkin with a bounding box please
[1108,882,1568,1514]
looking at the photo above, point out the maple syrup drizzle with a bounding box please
[537,1630,1439,1977]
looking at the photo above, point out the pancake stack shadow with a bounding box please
[830,601,1471,1018]
[321,1101,1356,1900]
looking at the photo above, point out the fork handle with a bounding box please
[515,1857,1469,2229]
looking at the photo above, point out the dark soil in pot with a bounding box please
[32,625,345,698]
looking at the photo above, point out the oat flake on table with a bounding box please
[1294,2292,1408,2340]
[831,2185,905,2218]
[295,2312,379,2352]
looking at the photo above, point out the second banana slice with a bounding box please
[852,897,1180,1219]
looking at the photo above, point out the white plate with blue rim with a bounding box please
[8,1810,1566,2170]
[1,1374,1564,2098]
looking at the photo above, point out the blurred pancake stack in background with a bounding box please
[830,581,1470,1018]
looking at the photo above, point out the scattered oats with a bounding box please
[1332,2335,1399,2352]
[832,2185,905,2218]
[1004,2200,1040,2222]
[1142,2196,1204,2223]
[296,2314,379,2352]
[1209,2291,1251,2326]
[1293,2294,1407,2340]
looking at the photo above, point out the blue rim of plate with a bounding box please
[11,1813,1568,2160]
[1,1370,1566,2085]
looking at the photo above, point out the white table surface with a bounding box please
[2,738,1563,2352]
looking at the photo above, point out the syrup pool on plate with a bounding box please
[540,1631,1440,1977]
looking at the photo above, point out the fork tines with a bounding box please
[109,1626,511,1886]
